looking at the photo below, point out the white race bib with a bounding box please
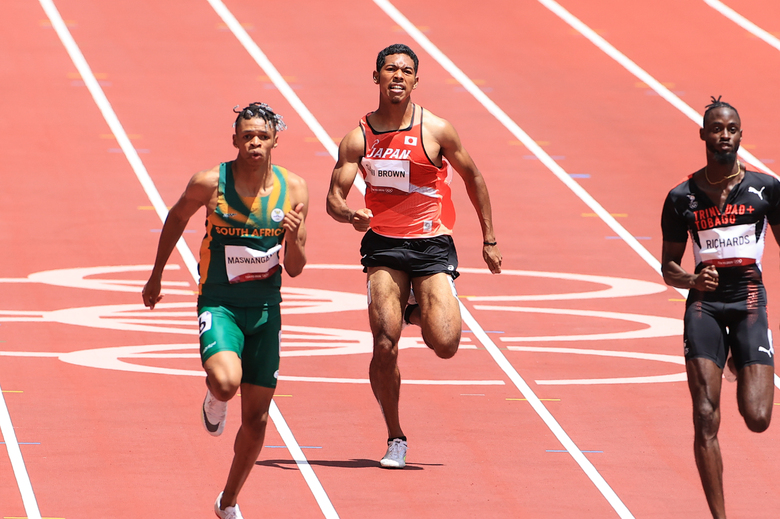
[225,244,281,283]
[698,224,758,265]
[362,158,410,193]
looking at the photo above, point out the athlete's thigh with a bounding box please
[727,304,774,370]
[413,273,460,323]
[736,363,775,417]
[684,301,728,369]
[366,266,410,342]
[199,305,244,383]
[241,305,282,388]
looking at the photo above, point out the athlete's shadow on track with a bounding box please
[257,459,436,470]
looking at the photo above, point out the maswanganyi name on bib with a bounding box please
[225,244,282,283]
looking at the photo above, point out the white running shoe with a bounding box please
[380,438,407,469]
[214,492,243,519]
[202,390,227,436]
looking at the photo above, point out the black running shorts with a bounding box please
[360,230,459,279]
[684,300,775,370]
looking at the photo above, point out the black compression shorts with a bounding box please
[684,300,775,370]
[360,230,460,279]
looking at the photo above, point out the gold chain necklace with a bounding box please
[704,160,742,185]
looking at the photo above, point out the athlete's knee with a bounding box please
[242,409,270,439]
[692,402,720,440]
[421,317,460,359]
[429,337,459,359]
[207,368,241,401]
[743,406,772,433]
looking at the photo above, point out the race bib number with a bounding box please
[225,244,281,283]
[698,224,758,265]
[362,158,410,193]
[198,311,212,337]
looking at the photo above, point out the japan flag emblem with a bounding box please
[404,136,417,146]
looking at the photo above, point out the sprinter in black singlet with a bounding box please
[142,103,308,519]
[661,97,779,519]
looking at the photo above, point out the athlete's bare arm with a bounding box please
[661,240,718,291]
[423,113,502,273]
[282,172,309,278]
[326,127,373,232]
[142,166,219,309]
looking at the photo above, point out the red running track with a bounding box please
[1,0,779,517]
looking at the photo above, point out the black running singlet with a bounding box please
[661,170,780,303]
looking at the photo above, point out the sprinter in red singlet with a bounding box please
[326,44,502,469]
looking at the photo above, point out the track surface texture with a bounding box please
[1,0,779,517]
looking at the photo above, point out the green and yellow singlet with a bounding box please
[198,161,290,306]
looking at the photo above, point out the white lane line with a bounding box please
[373,0,661,281]
[37,0,198,282]
[0,381,41,519]
[704,0,780,52]
[372,1,634,517]
[268,403,340,519]
[204,0,365,194]
[538,0,775,177]
[460,303,634,518]
[39,1,337,517]
[536,0,779,390]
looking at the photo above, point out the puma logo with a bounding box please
[758,345,774,357]
[748,186,766,200]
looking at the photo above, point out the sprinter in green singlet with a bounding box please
[142,102,308,519]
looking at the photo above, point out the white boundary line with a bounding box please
[37,0,198,282]
[372,1,634,517]
[459,304,634,517]
[205,0,365,194]
[38,1,338,517]
[537,0,775,178]
[535,0,780,391]
[373,0,661,276]
[0,382,41,519]
[704,0,780,52]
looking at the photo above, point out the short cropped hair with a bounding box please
[376,44,419,73]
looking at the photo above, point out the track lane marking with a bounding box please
[538,0,775,177]
[0,381,41,519]
[459,304,634,518]
[205,0,364,195]
[704,0,780,52]
[37,1,337,517]
[36,0,198,282]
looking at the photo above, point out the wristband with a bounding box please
[483,241,497,246]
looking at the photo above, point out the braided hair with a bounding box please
[703,96,740,126]
[233,102,287,132]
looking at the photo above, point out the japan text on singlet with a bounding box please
[198,162,290,306]
[359,104,456,238]
[661,170,780,303]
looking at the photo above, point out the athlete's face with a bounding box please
[233,117,278,162]
[700,107,742,164]
[373,53,418,104]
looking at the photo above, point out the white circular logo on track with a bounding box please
[0,264,686,385]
